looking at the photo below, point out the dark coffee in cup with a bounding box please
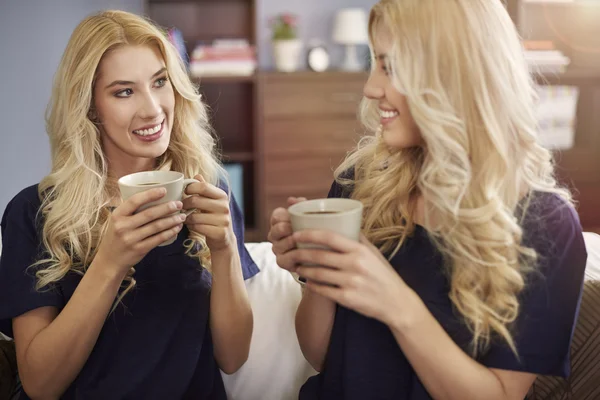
[303,210,340,215]
[138,182,160,186]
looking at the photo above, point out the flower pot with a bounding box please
[272,39,303,72]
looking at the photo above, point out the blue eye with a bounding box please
[115,88,133,98]
[155,77,168,87]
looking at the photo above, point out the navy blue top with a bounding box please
[300,178,587,400]
[0,182,259,400]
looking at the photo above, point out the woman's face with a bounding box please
[363,25,422,149]
[93,44,175,176]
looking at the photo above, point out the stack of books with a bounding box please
[523,40,570,74]
[189,39,257,78]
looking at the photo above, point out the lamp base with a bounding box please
[340,44,363,71]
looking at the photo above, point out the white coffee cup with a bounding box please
[288,198,363,283]
[288,198,363,242]
[118,170,199,246]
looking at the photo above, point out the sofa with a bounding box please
[1,233,600,400]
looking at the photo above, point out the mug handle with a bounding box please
[182,178,200,216]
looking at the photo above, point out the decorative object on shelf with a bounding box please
[332,8,369,71]
[189,39,257,78]
[306,40,330,72]
[270,13,302,72]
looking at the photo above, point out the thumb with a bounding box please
[194,174,206,183]
[287,196,307,206]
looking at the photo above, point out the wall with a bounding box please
[0,0,143,215]
[257,0,378,70]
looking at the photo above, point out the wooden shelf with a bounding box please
[222,152,254,162]
[536,68,600,86]
[193,75,256,84]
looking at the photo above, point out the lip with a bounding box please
[133,119,164,132]
[379,108,399,125]
[132,120,165,142]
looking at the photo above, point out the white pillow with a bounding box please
[221,242,317,400]
[583,232,600,280]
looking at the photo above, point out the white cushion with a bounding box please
[221,242,317,400]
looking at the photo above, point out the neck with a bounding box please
[107,156,156,180]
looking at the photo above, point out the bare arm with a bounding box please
[209,244,253,374]
[13,263,124,399]
[295,288,336,372]
[389,293,536,400]
[12,189,184,399]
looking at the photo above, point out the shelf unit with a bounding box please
[145,0,261,241]
[507,0,600,233]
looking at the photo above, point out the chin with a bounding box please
[382,129,420,150]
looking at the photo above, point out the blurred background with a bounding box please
[0,0,599,242]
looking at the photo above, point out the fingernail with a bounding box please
[158,187,167,195]
[169,201,179,211]
[175,201,183,209]
[179,214,187,222]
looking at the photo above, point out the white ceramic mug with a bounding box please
[118,171,199,246]
[288,198,363,283]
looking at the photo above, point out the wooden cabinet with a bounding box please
[256,72,368,238]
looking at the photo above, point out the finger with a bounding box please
[270,207,291,227]
[129,200,183,228]
[274,252,298,272]
[185,179,227,200]
[131,213,187,242]
[116,188,166,216]
[188,224,230,243]
[305,280,345,304]
[287,196,307,206]
[138,223,184,250]
[293,230,358,254]
[289,248,349,270]
[185,212,229,227]
[270,221,293,242]
[295,266,349,287]
[182,197,229,214]
[271,234,296,256]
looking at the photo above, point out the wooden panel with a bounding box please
[264,156,344,196]
[199,82,254,154]
[263,118,362,156]
[148,2,253,48]
[262,72,367,118]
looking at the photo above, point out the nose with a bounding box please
[363,72,384,100]
[138,91,162,120]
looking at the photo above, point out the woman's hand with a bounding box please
[291,230,414,326]
[183,175,235,253]
[96,187,185,276]
[267,197,306,271]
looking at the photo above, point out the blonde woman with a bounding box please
[268,0,587,399]
[0,10,257,399]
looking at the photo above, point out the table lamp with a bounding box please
[332,8,369,71]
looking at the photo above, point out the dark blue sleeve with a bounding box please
[0,186,64,338]
[478,196,587,377]
[218,180,259,280]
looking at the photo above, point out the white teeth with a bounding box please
[133,122,162,136]
[380,110,399,119]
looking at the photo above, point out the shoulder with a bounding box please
[522,191,586,267]
[1,184,42,236]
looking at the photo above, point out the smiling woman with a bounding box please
[0,9,258,400]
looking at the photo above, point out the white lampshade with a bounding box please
[332,8,368,45]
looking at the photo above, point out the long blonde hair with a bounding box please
[34,10,224,300]
[337,0,571,355]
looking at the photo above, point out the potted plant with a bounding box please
[270,13,302,72]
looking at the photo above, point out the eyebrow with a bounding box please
[104,67,167,89]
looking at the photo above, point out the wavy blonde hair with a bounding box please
[337,0,571,355]
[34,10,224,301]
